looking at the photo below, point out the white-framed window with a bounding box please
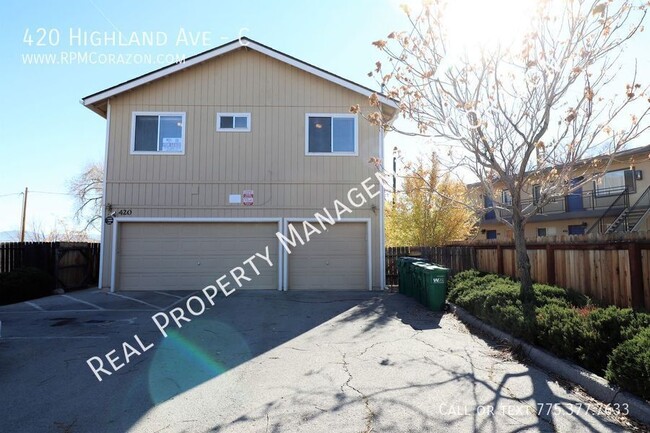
[532,184,541,204]
[594,169,635,197]
[305,114,358,155]
[217,113,251,132]
[502,189,513,205]
[131,112,185,154]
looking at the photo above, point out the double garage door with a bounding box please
[115,221,368,291]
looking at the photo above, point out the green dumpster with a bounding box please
[408,258,426,298]
[413,262,434,305]
[397,257,424,297]
[421,264,450,312]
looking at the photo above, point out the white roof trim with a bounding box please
[82,38,398,110]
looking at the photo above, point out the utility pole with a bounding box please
[392,147,397,205]
[20,187,28,242]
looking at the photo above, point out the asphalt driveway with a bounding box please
[0,289,642,432]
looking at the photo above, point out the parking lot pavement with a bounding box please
[0,289,642,433]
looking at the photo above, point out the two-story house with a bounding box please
[82,38,398,292]
[476,145,650,240]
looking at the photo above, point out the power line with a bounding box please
[0,191,74,197]
[30,190,74,196]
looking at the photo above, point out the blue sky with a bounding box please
[0,0,413,237]
[1,1,649,238]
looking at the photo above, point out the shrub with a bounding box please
[447,270,650,400]
[606,327,650,400]
[448,270,501,303]
[581,307,637,374]
[533,283,590,308]
[536,304,595,363]
[0,267,54,305]
[621,312,650,341]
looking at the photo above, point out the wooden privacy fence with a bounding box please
[387,232,650,310]
[0,242,100,290]
[385,245,476,286]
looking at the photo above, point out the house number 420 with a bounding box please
[117,209,133,216]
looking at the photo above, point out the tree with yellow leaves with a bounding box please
[385,151,476,246]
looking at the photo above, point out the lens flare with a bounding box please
[147,319,252,404]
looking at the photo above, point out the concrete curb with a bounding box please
[448,303,650,425]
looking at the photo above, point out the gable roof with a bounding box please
[81,37,399,117]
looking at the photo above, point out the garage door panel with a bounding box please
[117,222,278,291]
[121,230,272,250]
[118,256,253,273]
[288,222,367,290]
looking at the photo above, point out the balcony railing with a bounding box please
[483,186,630,221]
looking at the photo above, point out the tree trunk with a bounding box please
[512,214,536,336]
[512,214,534,301]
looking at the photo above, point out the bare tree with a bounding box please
[359,0,650,309]
[24,220,92,242]
[69,163,103,232]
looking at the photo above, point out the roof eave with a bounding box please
[82,37,399,115]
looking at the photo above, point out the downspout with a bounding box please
[97,100,110,289]
[378,116,386,290]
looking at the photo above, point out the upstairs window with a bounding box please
[217,113,251,132]
[532,185,541,204]
[132,112,185,154]
[502,189,513,206]
[595,169,635,196]
[306,114,357,155]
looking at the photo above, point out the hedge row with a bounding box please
[0,267,55,305]
[448,270,650,400]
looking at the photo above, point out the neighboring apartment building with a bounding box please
[476,145,650,240]
[82,38,398,291]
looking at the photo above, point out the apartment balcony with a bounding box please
[482,187,630,223]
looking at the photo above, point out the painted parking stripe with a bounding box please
[61,294,105,310]
[161,292,196,310]
[106,292,163,310]
[25,301,45,311]
[153,291,183,299]
[0,309,158,313]
[2,336,109,340]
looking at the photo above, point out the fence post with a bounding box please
[546,244,556,286]
[496,244,504,275]
[628,242,644,309]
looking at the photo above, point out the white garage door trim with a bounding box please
[110,217,283,292]
[281,218,372,291]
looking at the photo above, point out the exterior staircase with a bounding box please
[609,185,650,233]
[586,188,629,234]
[605,209,630,233]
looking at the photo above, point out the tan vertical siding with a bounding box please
[101,48,384,288]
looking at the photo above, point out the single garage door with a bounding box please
[288,222,368,290]
[117,222,279,291]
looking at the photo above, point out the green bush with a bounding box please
[621,312,650,341]
[606,328,650,400]
[536,304,595,363]
[581,307,636,374]
[448,270,650,399]
[533,283,590,308]
[0,267,54,305]
[447,270,501,303]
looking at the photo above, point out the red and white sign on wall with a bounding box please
[242,189,254,206]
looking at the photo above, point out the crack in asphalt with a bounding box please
[341,352,375,433]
